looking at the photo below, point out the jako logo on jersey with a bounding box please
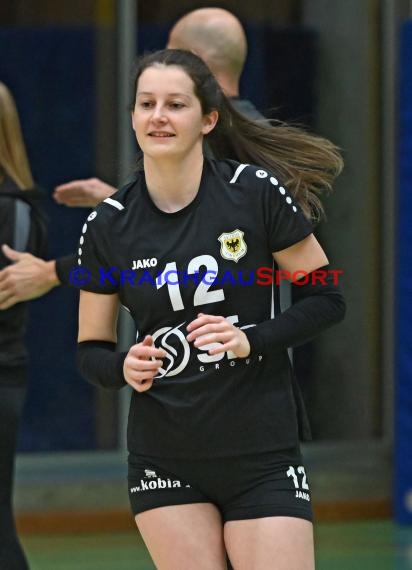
[151,322,190,378]
[132,258,158,270]
[218,229,247,263]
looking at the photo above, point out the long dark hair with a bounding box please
[130,49,343,221]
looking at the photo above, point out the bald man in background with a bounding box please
[167,7,264,120]
[168,7,246,96]
[0,8,266,306]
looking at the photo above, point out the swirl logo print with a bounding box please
[151,323,190,378]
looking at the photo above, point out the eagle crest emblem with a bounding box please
[218,229,247,263]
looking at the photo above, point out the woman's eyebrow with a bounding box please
[136,91,191,100]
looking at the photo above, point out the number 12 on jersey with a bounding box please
[156,255,225,311]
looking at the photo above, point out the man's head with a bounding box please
[167,8,247,97]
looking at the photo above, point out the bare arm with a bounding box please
[78,290,119,342]
[78,290,166,392]
[54,178,116,208]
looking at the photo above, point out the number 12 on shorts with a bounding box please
[286,465,309,490]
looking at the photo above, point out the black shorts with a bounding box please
[128,447,313,523]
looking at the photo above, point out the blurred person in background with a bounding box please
[0,81,47,570]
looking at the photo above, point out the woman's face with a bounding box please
[132,64,217,161]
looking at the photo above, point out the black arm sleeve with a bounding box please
[55,254,77,286]
[244,268,345,354]
[77,340,127,390]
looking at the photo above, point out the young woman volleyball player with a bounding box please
[77,49,345,570]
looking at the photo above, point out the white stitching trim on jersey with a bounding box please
[103,197,125,210]
[229,163,249,184]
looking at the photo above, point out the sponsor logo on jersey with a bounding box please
[151,322,191,378]
[218,229,247,263]
[132,257,158,270]
[148,318,263,378]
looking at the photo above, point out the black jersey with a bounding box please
[0,177,47,382]
[78,158,313,458]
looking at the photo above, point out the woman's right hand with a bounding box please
[123,335,166,392]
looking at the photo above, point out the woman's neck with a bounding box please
[143,149,205,213]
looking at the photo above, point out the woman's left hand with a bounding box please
[186,313,250,358]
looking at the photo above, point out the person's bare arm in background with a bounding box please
[53,178,116,208]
